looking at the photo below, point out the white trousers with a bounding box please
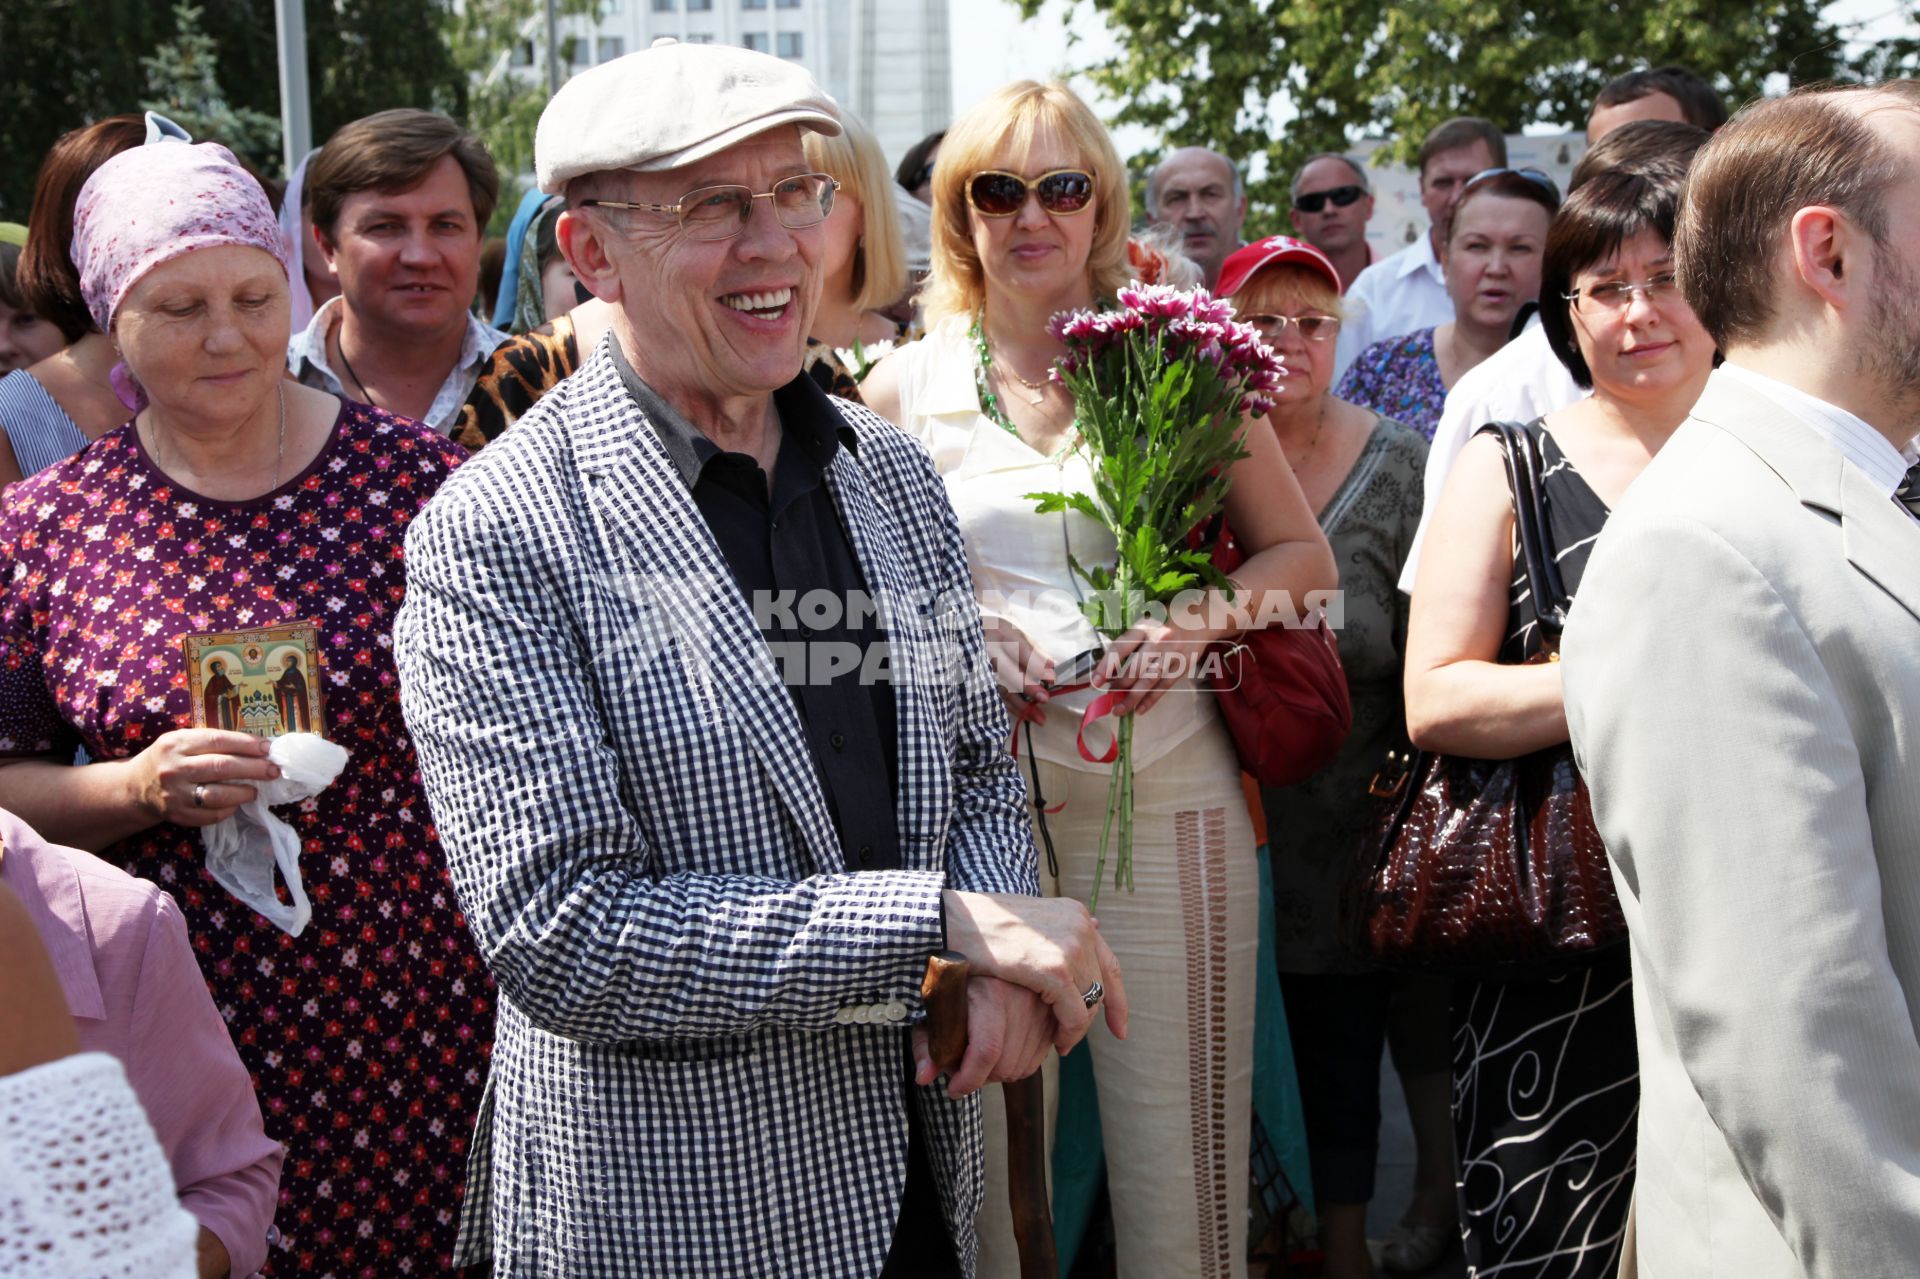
[977,717,1257,1279]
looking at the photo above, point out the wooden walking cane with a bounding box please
[921,951,1059,1279]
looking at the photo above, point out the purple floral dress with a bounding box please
[0,402,493,1277]
[1334,326,1448,440]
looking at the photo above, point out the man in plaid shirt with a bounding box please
[395,39,1126,1278]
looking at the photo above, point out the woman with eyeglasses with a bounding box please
[864,81,1334,1279]
[1336,169,1561,441]
[1216,237,1456,1279]
[1402,159,1716,1278]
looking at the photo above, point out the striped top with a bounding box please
[0,369,89,477]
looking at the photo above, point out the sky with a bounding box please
[947,0,1918,155]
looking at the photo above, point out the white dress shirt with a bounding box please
[1333,233,1453,384]
[287,296,508,435]
[1398,319,1587,591]
[1717,362,1920,515]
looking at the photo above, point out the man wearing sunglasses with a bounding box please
[1288,153,1378,292]
[394,39,1124,1279]
[1333,117,1507,382]
[1146,146,1248,287]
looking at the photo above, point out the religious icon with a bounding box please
[183,622,328,740]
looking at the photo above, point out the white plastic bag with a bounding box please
[199,733,349,937]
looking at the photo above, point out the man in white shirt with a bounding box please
[1145,147,1247,288]
[287,109,509,434]
[1562,81,1920,1278]
[1288,153,1376,291]
[1332,117,1504,381]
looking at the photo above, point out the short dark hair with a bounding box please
[304,109,499,238]
[1568,119,1709,192]
[894,129,945,193]
[1437,169,1560,251]
[1541,164,1693,389]
[1417,117,1507,178]
[1676,81,1920,350]
[18,114,147,341]
[1594,66,1729,134]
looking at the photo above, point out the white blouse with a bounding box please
[884,315,1211,772]
[0,1052,198,1278]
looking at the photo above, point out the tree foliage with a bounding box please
[1019,0,1915,229]
[0,0,470,219]
[141,3,284,175]
[447,0,603,230]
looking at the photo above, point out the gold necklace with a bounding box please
[986,337,1051,406]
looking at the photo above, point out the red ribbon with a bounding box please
[1074,689,1124,764]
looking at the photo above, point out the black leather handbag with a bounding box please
[1342,420,1627,977]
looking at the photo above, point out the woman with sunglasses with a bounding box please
[1336,169,1561,441]
[1217,236,1456,1279]
[864,81,1334,1279]
[1403,159,1715,1278]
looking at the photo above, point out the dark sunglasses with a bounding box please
[1293,184,1367,214]
[966,169,1097,218]
[1460,167,1561,203]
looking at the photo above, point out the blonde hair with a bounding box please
[1228,263,1345,322]
[803,109,908,311]
[920,81,1131,326]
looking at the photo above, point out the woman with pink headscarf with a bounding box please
[0,137,493,1276]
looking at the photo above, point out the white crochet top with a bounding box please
[0,1052,197,1278]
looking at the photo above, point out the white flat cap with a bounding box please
[535,38,842,194]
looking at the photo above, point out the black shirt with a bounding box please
[611,344,902,872]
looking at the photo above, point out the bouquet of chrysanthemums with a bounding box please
[1029,283,1284,906]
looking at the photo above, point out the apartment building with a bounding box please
[527,0,951,167]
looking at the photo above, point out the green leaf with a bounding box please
[1008,0,1864,234]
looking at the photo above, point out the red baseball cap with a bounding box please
[1215,235,1343,300]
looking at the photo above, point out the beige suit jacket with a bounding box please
[1563,369,1920,1278]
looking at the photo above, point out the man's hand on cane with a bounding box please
[940,891,1129,1057]
[910,977,1054,1098]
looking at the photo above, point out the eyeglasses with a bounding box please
[1293,184,1367,214]
[1459,167,1561,202]
[965,169,1097,218]
[579,172,840,241]
[1242,313,1342,343]
[1564,271,1681,314]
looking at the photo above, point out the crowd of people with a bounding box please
[0,34,1916,1279]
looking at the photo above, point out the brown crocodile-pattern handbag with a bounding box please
[1342,421,1626,977]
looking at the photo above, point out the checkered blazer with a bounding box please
[394,343,1038,1277]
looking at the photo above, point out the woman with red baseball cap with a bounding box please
[1219,237,1456,1279]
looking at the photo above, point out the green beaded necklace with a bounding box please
[970,313,1077,459]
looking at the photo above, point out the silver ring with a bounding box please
[192,783,207,809]
[1081,979,1104,1009]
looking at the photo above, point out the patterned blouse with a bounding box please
[0,402,494,1277]
[1333,326,1448,441]
[1262,415,1428,973]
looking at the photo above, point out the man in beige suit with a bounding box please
[1563,81,1920,1277]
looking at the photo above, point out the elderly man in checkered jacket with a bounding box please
[393,40,1127,1279]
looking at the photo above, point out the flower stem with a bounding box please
[1120,713,1135,893]
[1091,750,1120,913]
